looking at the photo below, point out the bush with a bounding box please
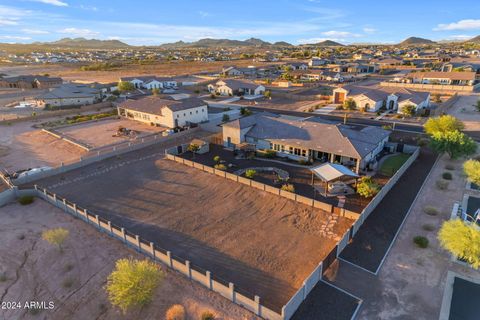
[445,164,455,171]
[298,159,310,165]
[463,159,480,185]
[413,236,429,248]
[166,304,185,320]
[423,206,439,216]
[356,176,380,198]
[436,180,449,190]
[442,172,452,180]
[422,224,435,231]
[62,277,74,288]
[281,184,295,193]
[201,311,215,320]
[106,259,163,314]
[245,169,256,179]
[0,272,6,282]
[438,219,480,269]
[417,138,429,147]
[18,195,34,205]
[213,156,220,163]
[214,164,227,171]
[222,114,230,122]
[264,149,276,158]
[42,228,69,251]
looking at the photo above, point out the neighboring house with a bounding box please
[221,66,243,77]
[34,84,100,108]
[119,76,178,90]
[117,96,208,128]
[309,57,329,67]
[440,62,480,78]
[285,62,308,70]
[0,75,62,89]
[403,71,476,86]
[333,85,430,113]
[222,113,390,173]
[208,79,265,96]
[328,63,378,74]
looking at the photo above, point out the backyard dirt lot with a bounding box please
[31,143,354,312]
[56,118,167,149]
[0,200,258,320]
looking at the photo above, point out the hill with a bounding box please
[465,35,480,43]
[31,37,131,49]
[272,41,293,47]
[160,37,273,48]
[399,37,436,46]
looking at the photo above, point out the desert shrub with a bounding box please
[201,311,215,320]
[445,164,455,171]
[423,206,439,216]
[106,259,163,314]
[0,272,6,282]
[64,263,74,272]
[298,159,310,165]
[356,176,380,198]
[417,137,429,147]
[442,172,452,180]
[18,195,34,205]
[413,236,429,248]
[17,234,25,240]
[42,228,69,251]
[221,114,230,122]
[264,149,276,158]
[463,159,480,185]
[422,224,435,231]
[62,277,74,288]
[214,164,227,171]
[245,169,256,179]
[436,180,449,190]
[213,156,220,163]
[281,184,295,193]
[166,304,185,320]
[438,219,480,269]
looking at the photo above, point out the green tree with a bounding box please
[187,143,200,159]
[106,258,163,314]
[213,155,221,164]
[245,169,256,179]
[42,228,69,251]
[117,81,135,92]
[222,114,230,122]
[152,88,160,96]
[438,220,480,269]
[400,104,416,117]
[356,176,380,198]
[430,130,477,159]
[464,159,480,185]
[343,98,357,110]
[264,90,272,99]
[424,115,464,136]
[240,107,252,116]
[476,100,480,112]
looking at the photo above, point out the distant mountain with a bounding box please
[465,35,480,43]
[311,40,344,47]
[160,37,273,48]
[399,37,436,46]
[33,37,131,49]
[272,41,293,47]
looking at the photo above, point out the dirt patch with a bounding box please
[31,142,354,311]
[0,200,258,320]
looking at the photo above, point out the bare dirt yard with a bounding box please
[31,142,354,312]
[449,93,480,140]
[0,200,258,320]
[56,118,167,149]
[0,120,87,173]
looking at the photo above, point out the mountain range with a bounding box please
[32,37,131,49]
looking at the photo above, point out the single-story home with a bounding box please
[0,75,62,89]
[117,96,208,128]
[403,71,476,86]
[34,84,100,108]
[222,113,390,173]
[119,76,178,90]
[208,79,265,96]
[332,85,430,113]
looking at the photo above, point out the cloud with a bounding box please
[363,27,376,33]
[444,34,474,40]
[59,28,99,37]
[0,19,19,26]
[434,19,480,31]
[321,30,360,37]
[21,28,49,34]
[198,11,210,18]
[0,35,32,40]
[0,5,32,26]
[78,5,98,11]
[29,0,68,7]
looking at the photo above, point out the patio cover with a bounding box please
[310,163,359,183]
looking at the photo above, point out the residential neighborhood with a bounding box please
[0,1,480,320]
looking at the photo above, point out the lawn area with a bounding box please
[379,153,411,176]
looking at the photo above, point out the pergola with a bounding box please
[310,163,359,197]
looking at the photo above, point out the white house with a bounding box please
[119,76,178,90]
[208,79,265,96]
[118,96,208,128]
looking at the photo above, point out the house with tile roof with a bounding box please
[332,84,430,114]
[208,79,265,96]
[117,96,207,128]
[34,83,100,108]
[222,113,390,173]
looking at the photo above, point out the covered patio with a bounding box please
[310,163,360,197]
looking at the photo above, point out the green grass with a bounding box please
[379,153,410,176]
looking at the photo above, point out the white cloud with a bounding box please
[0,19,18,26]
[21,28,49,34]
[321,30,360,37]
[29,0,68,7]
[0,35,32,40]
[79,5,98,11]
[444,34,474,40]
[59,28,99,37]
[0,5,32,26]
[434,19,480,31]
[198,11,210,18]
[363,27,376,33]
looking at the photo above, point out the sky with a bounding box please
[0,0,480,46]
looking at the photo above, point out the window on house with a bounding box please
[294,148,301,156]
[289,147,293,154]
[196,110,198,114]
[190,111,192,115]
[281,145,285,152]
[301,149,306,157]
[177,114,179,118]
[184,113,186,117]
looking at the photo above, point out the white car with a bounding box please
[16,166,52,179]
